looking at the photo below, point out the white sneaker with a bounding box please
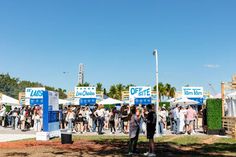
[148,153,156,157]
[144,152,149,156]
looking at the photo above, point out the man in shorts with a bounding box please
[186,105,197,135]
[144,104,156,157]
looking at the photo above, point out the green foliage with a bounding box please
[77,82,90,87]
[0,73,67,99]
[159,102,171,110]
[0,73,19,99]
[96,83,103,91]
[153,82,176,101]
[206,99,222,130]
[104,104,115,110]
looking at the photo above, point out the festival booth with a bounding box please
[221,77,236,139]
[225,92,236,117]
[182,87,204,105]
[74,87,96,106]
[129,86,152,105]
[25,88,60,141]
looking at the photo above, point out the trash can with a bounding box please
[61,130,72,144]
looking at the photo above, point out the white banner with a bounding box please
[182,87,204,98]
[74,87,96,98]
[48,91,59,111]
[25,87,45,99]
[129,86,152,98]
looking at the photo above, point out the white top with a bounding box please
[0,106,6,117]
[95,108,105,117]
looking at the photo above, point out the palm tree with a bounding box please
[125,84,135,91]
[165,83,171,99]
[116,84,125,100]
[108,85,117,99]
[154,82,169,101]
[77,82,90,87]
[169,87,176,98]
[96,83,103,92]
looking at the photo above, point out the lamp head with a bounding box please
[153,49,158,56]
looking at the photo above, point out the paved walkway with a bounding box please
[0,126,35,142]
[0,125,206,142]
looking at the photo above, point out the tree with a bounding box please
[103,88,107,95]
[96,83,103,92]
[116,84,125,100]
[125,84,135,91]
[153,82,176,101]
[108,85,117,99]
[77,82,90,87]
[165,83,171,99]
[0,73,19,99]
[0,73,67,100]
[169,87,176,98]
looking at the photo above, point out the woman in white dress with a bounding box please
[179,106,187,133]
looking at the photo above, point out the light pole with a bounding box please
[153,49,159,136]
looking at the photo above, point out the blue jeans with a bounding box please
[92,119,97,132]
[11,116,18,129]
[68,119,73,131]
[173,118,180,134]
[159,122,164,135]
[139,117,144,133]
[97,117,104,134]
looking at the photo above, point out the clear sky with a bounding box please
[0,0,236,94]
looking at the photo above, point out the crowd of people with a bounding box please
[0,103,201,136]
[60,104,156,136]
[0,104,43,132]
[169,104,198,135]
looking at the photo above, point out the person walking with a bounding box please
[144,104,157,157]
[128,106,140,155]
[179,106,187,134]
[186,105,197,135]
[173,104,180,134]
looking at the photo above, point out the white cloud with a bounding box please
[204,64,220,68]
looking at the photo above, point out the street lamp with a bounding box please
[153,49,159,136]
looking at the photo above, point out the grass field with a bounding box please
[0,135,236,157]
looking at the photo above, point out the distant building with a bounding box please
[78,63,84,85]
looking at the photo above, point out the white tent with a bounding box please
[99,97,124,105]
[59,99,71,105]
[173,97,199,106]
[225,92,236,117]
[0,94,19,106]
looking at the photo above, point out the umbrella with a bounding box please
[173,97,199,106]
[99,97,124,105]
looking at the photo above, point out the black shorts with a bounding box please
[147,131,155,139]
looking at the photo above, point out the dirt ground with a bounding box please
[0,136,236,157]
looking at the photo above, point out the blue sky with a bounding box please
[0,0,236,94]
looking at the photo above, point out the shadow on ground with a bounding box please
[59,139,236,157]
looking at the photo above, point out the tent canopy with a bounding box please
[99,97,123,105]
[59,99,71,105]
[0,94,19,106]
[173,97,199,106]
